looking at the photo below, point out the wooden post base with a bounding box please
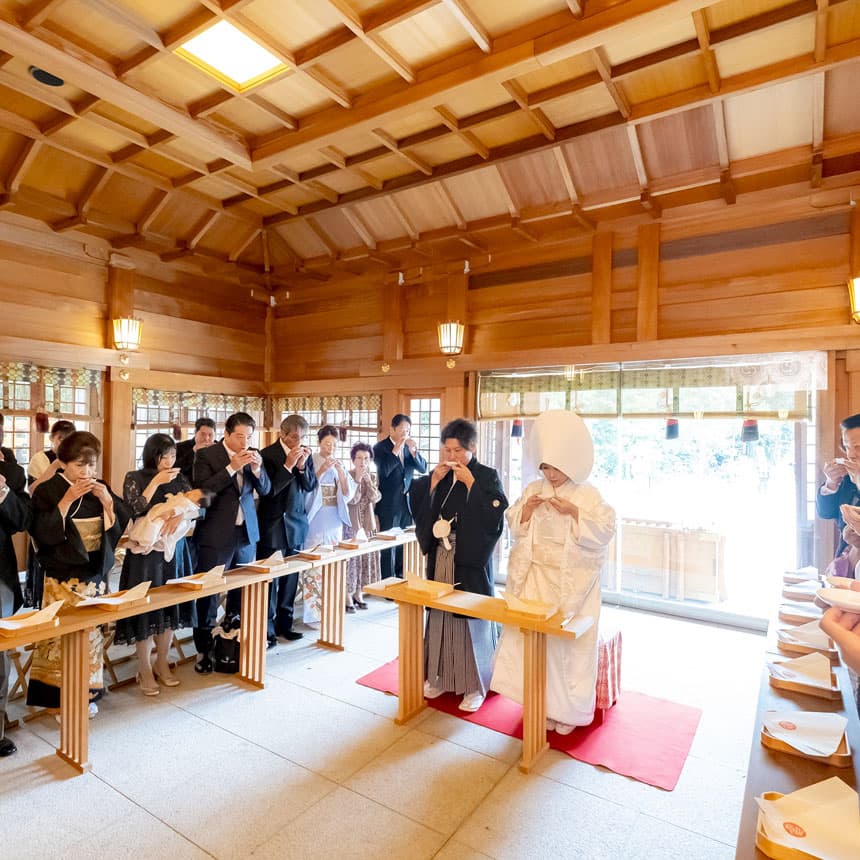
[395,601,426,725]
[57,628,91,773]
[519,628,548,774]
[238,580,268,689]
[317,560,346,651]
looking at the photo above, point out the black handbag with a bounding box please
[211,624,240,674]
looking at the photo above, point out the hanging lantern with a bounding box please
[665,418,679,440]
[741,418,759,442]
[437,320,465,355]
[112,317,143,351]
[511,419,523,438]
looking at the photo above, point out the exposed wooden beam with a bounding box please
[567,1,585,16]
[138,190,172,233]
[188,211,221,249]
[815,0,830,63]
[324,0,415,82]
[591,230,612,344]
[0,16,251,168]
[78,166,113,214]
[372,128,433,175]
[86,0,164,49]
[493,165,520,217]
[271,165,338,203]
[626,125,649,188]
[502,80,556,141]
[341,207,377,250]
[386,196,419,241]
[692,9,720,93]
[551,146,595,230]
[435,181,467,230]
[636,222,660,342]
[319,146,384,189]
[441,0,491,53]
[302,66,354,109]
[5,139,42,193]
[812,70,826,187]
[592,47,631,118]
[18,0,66,29]
[434,106,489,158]
[306,218,340,258]
[229,226,262,262]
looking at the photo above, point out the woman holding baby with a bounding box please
[114,433,197,695]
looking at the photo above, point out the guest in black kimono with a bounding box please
[115,433,196,695]
[409,418,508,713]
[26,432,130,715]
[25,419,76,607]
[0,442,31,757]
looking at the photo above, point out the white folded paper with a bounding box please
[562,615,594,636]
[76,581,150,607]
[0,600,64,632]
[784,566,821,580]
[784,579,820,594]
[757,777,860,860]
[353,528,368,542]
[762,711,847,757]
[767,652,833,689]
[777,620,831,649]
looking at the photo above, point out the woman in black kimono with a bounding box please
[114,433,195,695]
[27,432,130,715]
[409,418,508,712]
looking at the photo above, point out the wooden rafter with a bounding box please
[324,0,415,82]
[0,16,251,167]
[434,106,489,158]
[501,80,556,141]
[341,207,377,250]
[270,165,338,204]
[493,165,519,218]
[811,71,825,187]
[592,47,631,119]
[306,218,340,258]
[441,0,491,53]
[386,196,419,241]
[692,9,720,93]
[188,211,221,249]
[816,0,830,63]
[711,100,736,205]
[229,227,262,262]
[4,139,42,193]
[551,147,595,230]
[319,146,384,190]
[626,125,660,219]
[78,167,113,215]
[372,128,433,175]
[435,181,467,230]
[566,1,585,16]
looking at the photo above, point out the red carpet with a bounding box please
[357,659,701,791]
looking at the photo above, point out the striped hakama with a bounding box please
[424,534,498,696]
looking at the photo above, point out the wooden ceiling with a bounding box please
[0,0,859,288]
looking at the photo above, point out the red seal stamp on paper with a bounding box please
[778,721,797,731]
[783,822,806,838]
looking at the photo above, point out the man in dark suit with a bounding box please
[257,414,316,647]
[191,411,271,674]
[373,413,427,579]
[0,415,31,757]
[175,416,216,484]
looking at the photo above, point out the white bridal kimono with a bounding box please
[491,476,615,727]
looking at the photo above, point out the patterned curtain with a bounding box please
[0,361,102,387]
[478,352,826,418]
[274,394,382,414]
[132,388,265,413]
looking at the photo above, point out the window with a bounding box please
[409,396,441,469]
[132,389,264,468]
[0,365,102,469]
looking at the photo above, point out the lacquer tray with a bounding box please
[755,796,822,860]
[768,669,841,701]
[760,727,852,767]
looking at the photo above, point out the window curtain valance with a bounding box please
[0,361,102,388]
[478,352,826,419]
[132,388,264,413]
[274,394,382,414]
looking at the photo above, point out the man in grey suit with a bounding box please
[257,415,316,646]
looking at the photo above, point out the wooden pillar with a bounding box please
[635,222,660,342]
[103,265,135,487]
[591,231,613,344]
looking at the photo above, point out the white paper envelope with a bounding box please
[767,652,832,688]
[778,620,831,648]
[757,777,860,860]
[762,711,847,756]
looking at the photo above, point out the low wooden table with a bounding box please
[304,532,424,651]
[364,580,592,774]
[734,628,860,858]
[0,564,309,773]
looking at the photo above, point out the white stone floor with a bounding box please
[1,601,765,860]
